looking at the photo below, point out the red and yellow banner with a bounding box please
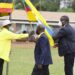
[0,3,13,13]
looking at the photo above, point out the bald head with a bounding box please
[36,25,45,35]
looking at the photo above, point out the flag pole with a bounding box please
[6,13,11,75]
[29,21,33,32]
[21,0,33,32]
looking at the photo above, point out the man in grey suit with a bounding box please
[53,16,75,75]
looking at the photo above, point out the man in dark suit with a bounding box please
[53,16,75,75]
[31,25,53,75]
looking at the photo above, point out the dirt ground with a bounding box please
[12,41,35,48]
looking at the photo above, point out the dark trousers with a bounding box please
[31,65,49,75]
[64,53,74,75]
[0,59,4,75]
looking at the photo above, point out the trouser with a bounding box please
[64,53,74,75]
[0,59,4,75]
[31,64,49,75]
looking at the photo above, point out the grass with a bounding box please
[3,46,64,75]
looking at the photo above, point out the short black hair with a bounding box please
[60,15,69,22]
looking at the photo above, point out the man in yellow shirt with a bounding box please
[0,20,29,75]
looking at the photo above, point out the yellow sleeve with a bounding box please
[6,31,29,40]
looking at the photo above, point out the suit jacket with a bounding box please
[34,33,53,65]
[53,24,75,56]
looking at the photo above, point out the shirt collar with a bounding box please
[38,32,44,38]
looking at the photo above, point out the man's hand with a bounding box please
[28,35,35,42]
[29,31,35,37]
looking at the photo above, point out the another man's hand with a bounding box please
[53,43,58,48]
[29,31,35,37]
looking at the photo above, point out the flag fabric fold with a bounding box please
[0,3,13,13]
[0,0,13,17]
[24,1,37,22]
[37,19,54,46]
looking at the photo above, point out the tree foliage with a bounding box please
[72,0,75,12]
[31,0,60,11]
[14,0,24,9]
[58,8,74,12]
[14,0,60,11]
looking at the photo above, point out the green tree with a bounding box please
[46,0,60,11]
[14,0,24,9]
[72,0,75,12]
[31,0,60,11]
[14,0,60,11]
[58,8,74,12]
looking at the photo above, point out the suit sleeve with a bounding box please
[53,28,66,41]
[5,31,29,40]
[38,37,48,64]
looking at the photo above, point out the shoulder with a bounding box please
[59,27,66,33]
[64,24,72,32]
[40,33,47,38]
[59,25,70,32]
[2,28,11,34]
[39,33,48,41]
